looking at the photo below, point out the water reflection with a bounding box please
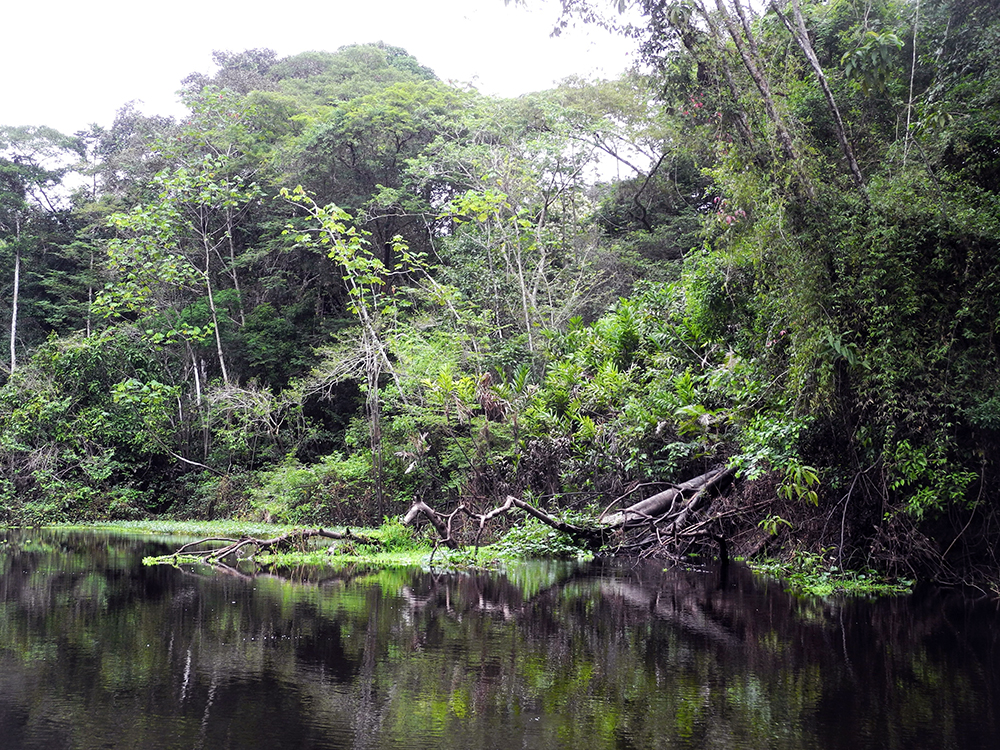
[0,529,996,749]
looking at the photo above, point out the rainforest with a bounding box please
[2,0,999,592]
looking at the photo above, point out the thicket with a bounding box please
[2,1,999,588]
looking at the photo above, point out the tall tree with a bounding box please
[294,79,465,260]
[99,157,263,388]
[0,126,82,372]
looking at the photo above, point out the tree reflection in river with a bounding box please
[0,529,996,749]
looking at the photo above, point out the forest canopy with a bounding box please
[2,2,999,589]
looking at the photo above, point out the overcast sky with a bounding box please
[1,0,636,136]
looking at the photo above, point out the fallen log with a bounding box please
[402,501,461,548]
[600,467,734,528]
[152,470,735,566]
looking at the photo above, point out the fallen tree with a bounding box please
[149,467,736,567]
[403,466,736,561]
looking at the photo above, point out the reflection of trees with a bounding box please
[0,530,996,750]
[372,562,1000,750]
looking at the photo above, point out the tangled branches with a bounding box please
[164,527,381,564]
[403,466,736,562]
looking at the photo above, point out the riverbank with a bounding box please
[45,519,914,598]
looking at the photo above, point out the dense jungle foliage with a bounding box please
[2,0,999,588]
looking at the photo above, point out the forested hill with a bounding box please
[2,1,999,587]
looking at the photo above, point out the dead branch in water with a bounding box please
[168,527,381,562]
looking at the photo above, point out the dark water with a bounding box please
[0,529,997,749]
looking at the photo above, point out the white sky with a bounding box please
[1,0,636,136]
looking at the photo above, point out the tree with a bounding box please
[0,126,82,372]
[272,43,437,109]
[415,92,625,345]
[100,157,264,387]
[78,103,176,205]
[0,327,173,520]
[293,79,465,259]
[182,48,280,95]
[282,186,416,514]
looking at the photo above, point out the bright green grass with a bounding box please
[749,553,914,597]
[72,519,307,539]
[107,518,440,569]
[74,517,596,570]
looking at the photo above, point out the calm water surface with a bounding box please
[0,529,996,749]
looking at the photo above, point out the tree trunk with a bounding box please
[159,527,383,564]
[203,237,230,386]
[770,0,866,191]
[226,211,246,327]
[716,1,799,164]
[86,247,93,338]
[366,338,385,518]
[9,244,19,373]
[599,467,734,527]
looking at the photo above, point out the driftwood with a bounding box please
[165,527,381,563]
[403,466,735,560]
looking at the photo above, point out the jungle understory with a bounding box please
[4,1,1000,596]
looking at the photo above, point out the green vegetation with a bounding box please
[85,518,327,539]
[749,551,915,598]
[133,517,437,568]
[129,516,595,570]
[4,3,1000,591]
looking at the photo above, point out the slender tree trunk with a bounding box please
[201,358,211,458]
[349,282,393,518]
[693,1,755,146]
[86,247,93,338]
[509,218,535,351]
[225,211,246,326]
[904,0,920,167]
[771,0,866,191]
[9,244,19,373]
[715,0,812,195]
[192,347,203,405]
[205,274,230,386]
[362,328,386,517]
[202,235,230,386]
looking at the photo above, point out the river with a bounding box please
[0,528,996,749]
